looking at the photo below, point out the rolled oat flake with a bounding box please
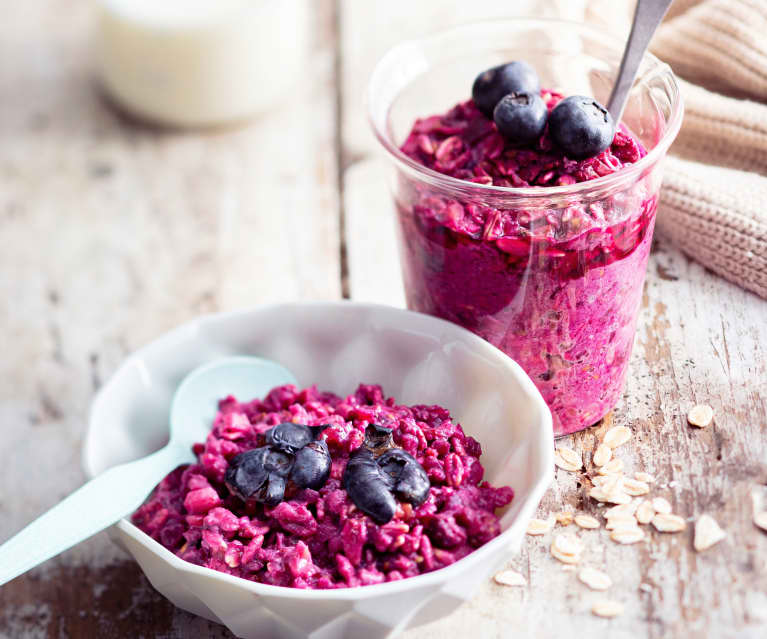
[575,514,600,529]
[694,514,726,551]
[651,513,686,533]
[554,447,583,472]
[687,404,714,428]
[527,517,555,535]
[578,567,612,591]
[592,599,625,618]
[494,569,527,587]
[603,425,632,449]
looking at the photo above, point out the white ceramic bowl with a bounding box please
[83,302,553,639]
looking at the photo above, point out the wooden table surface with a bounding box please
[2,2,766,638]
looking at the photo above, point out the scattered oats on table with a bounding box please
[694,514,727,551]
[554,447,583,472]
[652,513,687,533]
[589,485,631,505]
[622,478,650,496]
[494,569,527,587]
[575,514,600,529]
[636,500,655,524]
[592,599,625,618]
[555,510,574,526]
[606,516,639,531]
[593,443,612,467]
[603,425,632,449]
[597,458,625,475]
[610,527,646,544]
[550,533,584,564]
[652,497,672,514]
[526,517,555,535]
[687,404,714,428]
[635,471,655,483]
[578,567,612,591]
[604,503,638,519]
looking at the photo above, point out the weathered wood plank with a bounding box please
[0,0,339,636]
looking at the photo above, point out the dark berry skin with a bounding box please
[377,448,430,507]
[472,61,541,118]
[290,440,332,489]
[363,424,394,455]
[265,423,314,454]
[225,446,292,505]
[344,448,397,524]
[548,95,616,159]
[226,424,332,505]
[493,92,548,147]
[343,427,431,524]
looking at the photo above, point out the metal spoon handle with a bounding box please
[0,442,190,587]
[607,0,674,122]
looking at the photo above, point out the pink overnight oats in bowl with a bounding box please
[132,383,513,590]
[368,20,683,436]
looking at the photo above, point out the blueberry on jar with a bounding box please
[548,95,616,159]
[472,60,541,118]
[343,424,430,524]
[493,92,548,147]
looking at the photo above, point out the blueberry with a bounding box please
[492,92,547,147]
[377,448,430,507]
[263,474,287,506]
[363,424,394,454]
[472,61,541,118]
[226,424,334,506]
[343,436,431,524]
[344,448,397,524]
[225,446,292,504]
[265,423,314,454]
[290,440,332,489]
[548,95,615,159]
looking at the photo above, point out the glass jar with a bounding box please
[368,19,682,436]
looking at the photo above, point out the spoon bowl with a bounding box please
[0,355,297,587]
[169,356,298,451]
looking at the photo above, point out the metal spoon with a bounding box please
[0,355,297,587]
[607,0,674,122]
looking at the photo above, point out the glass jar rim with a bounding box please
[367,18,684,203]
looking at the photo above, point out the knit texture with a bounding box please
[658,156,767,299]
[652,0,767,299]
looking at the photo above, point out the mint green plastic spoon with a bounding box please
[0,355,297,587]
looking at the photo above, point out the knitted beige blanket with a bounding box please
[547,0,767,299]
[652,0,767,299]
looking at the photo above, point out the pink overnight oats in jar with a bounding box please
[395,94,655,435]
[368,21,682,436]
[132,383,513,589]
